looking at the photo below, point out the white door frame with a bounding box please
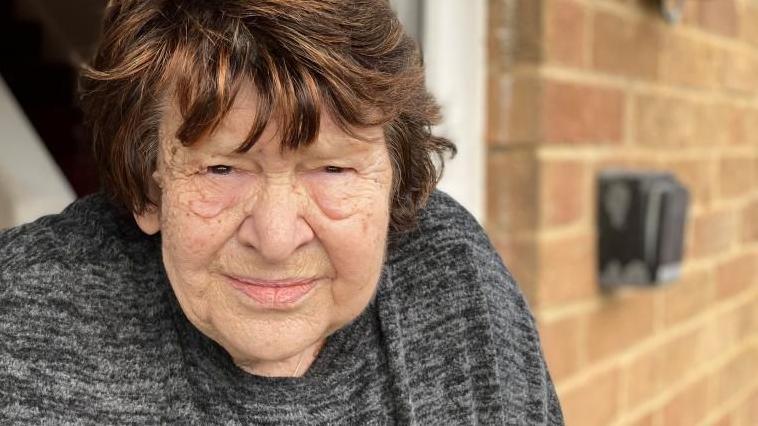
[391,0,487,222]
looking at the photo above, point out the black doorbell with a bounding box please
[598,170,690,288]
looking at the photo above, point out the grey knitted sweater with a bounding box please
[0,191,563,424]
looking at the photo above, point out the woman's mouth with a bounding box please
[225,275,319,308]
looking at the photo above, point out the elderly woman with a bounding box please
[0,0,562,423]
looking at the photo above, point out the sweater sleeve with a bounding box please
[464,232,563,425]
[391,191,565,424]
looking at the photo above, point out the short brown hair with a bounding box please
[79,0,455,232]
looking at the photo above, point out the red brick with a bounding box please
[742,3,758,46]
[687,324,723,368]
[734,301,757,341]
[633,94,697,147]
[718,156,756,201]
[487,75,542,145]
[492,236,538,304]
[513,0,543,64]
[701,321,726,364]
[665,157,715,208]
[561,368,620,426]
[585,292,655,362]
[711,414,736,426]
[715,252,757,301]
[690,209,737,259]
[740,109,758,145]
[625,349,661,409]
[662,268,712,327]
[627,413,656,426]
[659,32,721,89]
[708,302,757,357]
[539,159,587,227]
[721,48,758,93]
[742,198,758,244]
[680,0,700,26]
[592,10,660,80]
[659,328,709,389]
[544,0,585,67]
[537,232,597,307]
[715,348,758,405]
[485,75,508,145]
[592,154,663,180]
[487,148,539,232]
[698,0,738,37]
[694,102,732,146]
[682,217,695,263]
[662,378,709,426]
[740,390,758,425]
[488,0,543,71]
[543,80,624,144]
[488,0,512,74]
[538,315,583,381]
[724,105,748,146]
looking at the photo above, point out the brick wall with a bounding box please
[486,0,758,424]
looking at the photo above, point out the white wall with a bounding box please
[423,0,486,222]
[0,77,75,228]
[390,0,487,222]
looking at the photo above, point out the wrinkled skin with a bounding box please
[134,84,393,377]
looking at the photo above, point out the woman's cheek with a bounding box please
[178,173,252,219]
[304,173,382,220]
[162,174,255,266]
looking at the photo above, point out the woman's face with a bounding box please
[134,85,393,376]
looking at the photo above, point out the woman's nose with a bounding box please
[236,180,315,263]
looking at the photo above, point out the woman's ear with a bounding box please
[134,169,163,235]
[134,206,161,235]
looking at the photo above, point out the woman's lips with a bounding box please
[226,276,318,307]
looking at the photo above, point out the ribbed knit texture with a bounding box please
[0,191,563,424]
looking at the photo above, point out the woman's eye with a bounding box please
[324,165,345,174]
[207,165,233,175]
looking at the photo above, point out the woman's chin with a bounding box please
[228,337,327,378]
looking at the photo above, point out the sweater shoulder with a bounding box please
[384,191,562,424]
[390,190,491,255]
[387,190,523,312]
[0,194,162,323]
[0,193,153,274]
